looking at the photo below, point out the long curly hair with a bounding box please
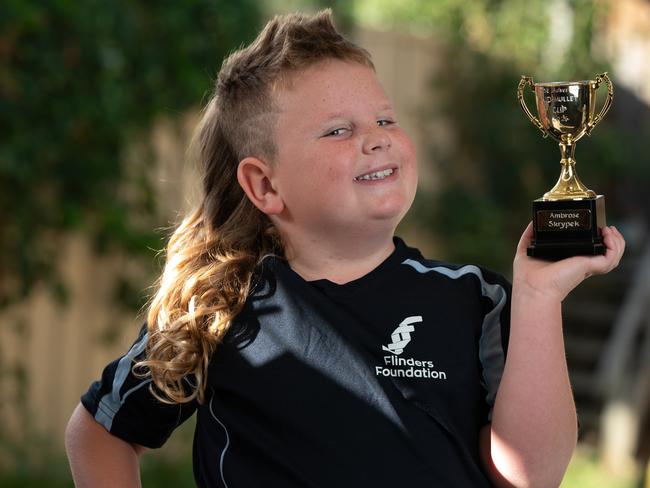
[136,9,374,404]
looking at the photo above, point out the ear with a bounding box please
[237,157,284,215]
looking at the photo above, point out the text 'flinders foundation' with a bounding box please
[375,356,448,380]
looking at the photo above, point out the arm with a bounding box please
[480,224,625,488]
[65,403,146,488]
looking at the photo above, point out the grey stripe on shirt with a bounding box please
[402,259,507,420]
[95,331,150,431]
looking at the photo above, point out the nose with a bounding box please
[362,126,391,153]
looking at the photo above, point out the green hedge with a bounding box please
[0,0,262,307]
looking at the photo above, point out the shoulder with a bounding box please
[395,237,511,303]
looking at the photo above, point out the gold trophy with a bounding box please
[517,72,614,260]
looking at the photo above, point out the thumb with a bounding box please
[516,222,534,256]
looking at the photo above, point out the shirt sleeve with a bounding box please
[475,268,511,422]
[80,323,198,448]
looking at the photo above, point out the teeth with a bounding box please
[354,168,394,181]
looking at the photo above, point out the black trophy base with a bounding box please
[527,195,606,261]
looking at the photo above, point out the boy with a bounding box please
[66,10,625,487]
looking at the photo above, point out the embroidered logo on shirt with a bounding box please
[381,315,422,355]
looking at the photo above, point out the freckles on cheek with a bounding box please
[325,164,349,182]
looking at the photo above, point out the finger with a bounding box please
[599,229,618,272]
[516,221,534,255]
[610,226,626,255]
[602,226,615,253]
[614,226,626,257]
[604,226,624,261]
[609,226,625,265]
[571,228,613,276]
[600,226,624,271]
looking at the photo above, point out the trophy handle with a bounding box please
[588,72,614,134]
[517,76,548,138]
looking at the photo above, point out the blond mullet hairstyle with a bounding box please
[136,9,374,404]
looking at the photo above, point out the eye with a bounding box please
[324,127,350,137]
[377,119,396,127]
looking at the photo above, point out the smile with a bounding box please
[353,168,395,181]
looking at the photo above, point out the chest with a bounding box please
[330,277,487,387]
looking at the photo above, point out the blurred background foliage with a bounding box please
[1,0,647,486]
[0,0,261,308]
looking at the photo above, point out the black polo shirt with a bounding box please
[82,237,510,487]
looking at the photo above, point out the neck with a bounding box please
[282,231,397,284]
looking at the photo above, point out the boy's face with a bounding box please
[268,59,418,245]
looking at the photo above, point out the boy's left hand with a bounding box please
[513,222,625,302]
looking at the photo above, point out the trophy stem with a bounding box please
[543,141,597,201]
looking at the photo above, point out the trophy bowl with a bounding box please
[535,80,596,143]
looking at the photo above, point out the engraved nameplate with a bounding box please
[537,209,592,231]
